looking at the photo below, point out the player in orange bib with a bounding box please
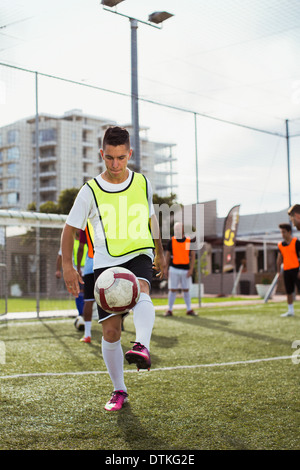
[164,222,197,317]
[277,223,300,317]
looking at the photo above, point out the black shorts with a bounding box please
[93,254,153,322]
[83,273,95,301]
[283,268,300,294]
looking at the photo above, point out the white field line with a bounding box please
[0,355,293,380]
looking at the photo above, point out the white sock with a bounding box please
[101,338,127,393]
[168,291,176,311]
[288,304,294,313]
[132,292,155,350]
[84,321,92,338]
[183,290,192,311]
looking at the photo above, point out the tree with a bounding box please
[57,188,79,214]
[39,201,60,214]
[27,187,79,214]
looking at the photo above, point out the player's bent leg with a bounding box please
[102,314,123,343]
[125,279,153,371]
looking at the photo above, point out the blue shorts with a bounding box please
[94,254,153,322]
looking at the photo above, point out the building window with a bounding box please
[7,178,20,190]
[32,128,57,144]
[7,192,19,204]
[7,163,19,174]
[7,130,19,144]
[7,147,20,160]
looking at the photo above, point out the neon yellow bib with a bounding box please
[87,172,154,257]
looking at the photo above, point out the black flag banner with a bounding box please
[222,205,240,273]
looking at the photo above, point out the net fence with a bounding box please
[0,210,72,317]
[1,62,300,316]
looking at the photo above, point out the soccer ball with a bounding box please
[94,267,140,314]
[74,315,85,331]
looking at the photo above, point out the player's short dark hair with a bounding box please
[103,126,130,149]
[279,223,292,232]
[288,204,300,216]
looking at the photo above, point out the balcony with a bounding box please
[82,140,94,148]
[33,185,57,193]
[32,140,57,148]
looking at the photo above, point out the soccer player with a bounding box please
[277,223,300,317]
[288,204,300,230]
[61,126,165,411]
[164,222,197,316]
[55,230,85,318]
[76,228,94,343]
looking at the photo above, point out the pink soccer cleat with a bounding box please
[125,342,151,371]
[104,390,128,411]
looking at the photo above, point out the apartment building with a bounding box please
[0,109,177,210]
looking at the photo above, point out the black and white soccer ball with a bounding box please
[74,315,85,331]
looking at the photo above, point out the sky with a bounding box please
[1,0,300,217]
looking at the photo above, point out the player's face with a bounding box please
[100,144,132,183]
[289,214,300,230]
[280,228,290,241]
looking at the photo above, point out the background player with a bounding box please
[277,223,300,317]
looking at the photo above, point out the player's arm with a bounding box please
[296,239,300,279]
[61,223,83,297]
[187,249,196,278]
[276,251,283,274]
[164,250,171,278]
[150,214,166,280]
[55,253,62,279]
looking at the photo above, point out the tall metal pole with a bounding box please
[194,113,199,204]
[35,72,40,317]
[286,119,291,207]
[130,18,141,172]
[35,72,40,212]
[194,113,201,307]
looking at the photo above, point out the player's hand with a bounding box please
[153,253,166,280]
[63,266,84,297]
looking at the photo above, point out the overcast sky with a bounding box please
[1,0,300,217]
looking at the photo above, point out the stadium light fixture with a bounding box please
[148,11,174,25]
[101,0,125,7]
[101,2,174,172]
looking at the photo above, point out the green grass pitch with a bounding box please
[0,301,299,450]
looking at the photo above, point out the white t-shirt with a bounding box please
[66,170,155,269]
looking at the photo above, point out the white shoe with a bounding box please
[280,311,295,317]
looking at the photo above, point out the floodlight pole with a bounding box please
[35,71,40,317]
[194,113,202,308]
[286,119,291,207]
[130,18,140,172]
[101,5,171,172]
